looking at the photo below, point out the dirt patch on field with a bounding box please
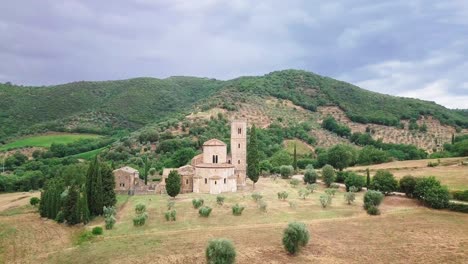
[0,192,40,212]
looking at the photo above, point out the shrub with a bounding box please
[30,197,40,206]
[92,226,103,235]
[280,165,294,179]
[324,188,336,196]
[399,175,418,197]
[167,200,175,210]
[205,238,236,264]
[258,200,268,212]
[298,188,311,199]
[55,211,65,223]
[306,183,318,193]
[322,165,336,187]
[344,173,365,191]
[421,185,450,209]
[303,168,317,184]
[103,206,116,218]
[335,171,348,183]
[366,205,381,215]
[75,230,94,245]
[216,196,225,205]
[330,183,340,189]
[344,191,356,205]
[448,202,468,213]
[251,193,263,202]
[370,170,398,195]
[192,198,205,209]
[105,215,116,230]
[414,176,442,200]
[349,186,358,193]
[135,203,146,214]
[452,190,468,202]
[165,209,177,221]
[319,194,331,208]
[289,201,297,209]
[427,161,439,167]
[277,191,289,200]
[199,206,212,217]
[282,222,310,255]
[363,190,384,210]
[290,178,300,187]
[133,212,148,226]
[232,204,245,216]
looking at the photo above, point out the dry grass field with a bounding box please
[349,157,468,190]
[1,178,467,264]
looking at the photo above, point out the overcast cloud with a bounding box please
[1,0,467,108]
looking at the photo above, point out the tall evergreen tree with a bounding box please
[366,168,371,188]
[101,162,117,208]
[141,155,151,185]
[78,185,90,224]
[64,185,80,225]
[247,125,260,189]
[86,155,104,216]
[293,143,298,171]
[166,170,181,198]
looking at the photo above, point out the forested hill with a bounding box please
[1,69,467,141]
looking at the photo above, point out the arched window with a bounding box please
[205,178,207,184]
[216,155,218,163]
[238,160,240,164]
[186,179,188,185]
[224,178,226,184]
[238,128,242,134]
[215,181,217,185]
[212,155,215,163]
[238,143,240,148]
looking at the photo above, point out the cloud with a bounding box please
[0,0,467,109]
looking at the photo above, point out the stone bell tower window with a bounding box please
[238,128,242,134]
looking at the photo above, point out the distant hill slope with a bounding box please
[1,70,467,144]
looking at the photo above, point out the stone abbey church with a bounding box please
[114,120,247,195]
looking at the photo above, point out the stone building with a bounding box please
[159,120,247,194]
[113,166,156,194]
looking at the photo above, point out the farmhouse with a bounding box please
[159,120,247,194]
[113,166,156,194]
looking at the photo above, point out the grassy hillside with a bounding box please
[1,70,467,143]
[0,133,101,151]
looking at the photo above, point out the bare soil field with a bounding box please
[1,178,465,263]
[349,157,468,190]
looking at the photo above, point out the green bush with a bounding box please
[303,168,317,184]
[205,238,236,264]
[232,204,245,216]
[448,202,468,213]
[133,212,148,226]
[306,183,318,193]
[319,194,331,208]
[280,165,294,179]
[216,195,225,205]
[399,175,418,197]
[290,178,300,187]
[335,171,348,183]
[370,170,398,195]
[167,200,175,210]
[30,197,40,206]
[199,206,212,217]
[258,200,268,212]
[452,190,468,202]
[363,190,384,210]
[324,188,336,196]
[322,164,336,187]
[282,222,310,255]
[135,203,146,214]
[330,183,340,189]
[75,230,94,245]
[165,209,177,221]
[105,215,116,230]
[344,191,356,205]
[289,201,297,209]
[344,173,365,191]
[414,176,442,200]
[92,226,103,235]
[366,205,381,215]
[277,191,289,200]
[349,186,358,193]
[192,198,204,209]
[251,193,263,202]
[298,188,311,199]
[55,211,65,223]
[421,185,450,209]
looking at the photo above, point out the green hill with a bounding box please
[1,70,467,143]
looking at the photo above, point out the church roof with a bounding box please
[114,166,139,174]
[203,138,226,146]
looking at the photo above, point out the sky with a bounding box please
[1,0,468,109]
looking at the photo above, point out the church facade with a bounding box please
[159,120,247,194]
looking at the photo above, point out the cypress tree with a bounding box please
[451,133,455,144]
[293,143,297,171]
[101,162,117,208]
[366,168,371,188]
[166,170,181,198]
[247,125,260,189]
[79,185,90,224]
[64,185,80,225]
[39,190,48,217]
[87,155,104,216]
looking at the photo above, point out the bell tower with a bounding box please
[231,120,247,188]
